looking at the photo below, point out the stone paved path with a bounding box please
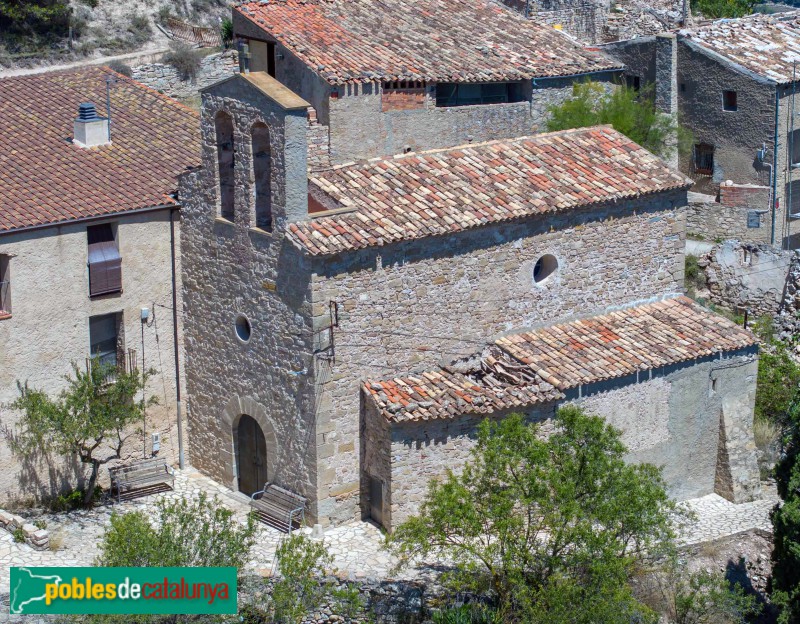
[0,469,782,599]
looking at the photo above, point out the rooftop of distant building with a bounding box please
[679,12,800,84]
[235,0,621,85]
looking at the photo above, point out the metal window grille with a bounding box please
[694,144,714,176]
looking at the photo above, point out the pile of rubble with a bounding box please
[0,509,49,551]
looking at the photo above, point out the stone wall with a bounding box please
[180,77,320,511]
[0,210,184,504]
[702,241,800,339]
[131,50,239,101]
[375,352,760,530]
[685,187,772,244]
[311,191,687,525]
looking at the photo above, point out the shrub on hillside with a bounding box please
[162,41,202,81]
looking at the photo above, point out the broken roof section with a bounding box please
[363,296,758,422]
[0,66,200,233]
[289,126,692,255]
[235,0,621,85]
[679,12,800,84]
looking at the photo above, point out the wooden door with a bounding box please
[237,415,267,496]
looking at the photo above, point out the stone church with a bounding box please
[180,64,761,528]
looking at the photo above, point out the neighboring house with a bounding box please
[232,0,622,165]
[603,14,800,248]
[180,71,761,529]
[0,67,199,502]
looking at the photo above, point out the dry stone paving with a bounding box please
[0,469,782,617]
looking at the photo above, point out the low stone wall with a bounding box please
[702,241,799,317]
[0,509,49,550]
[131,50,239,100]
[685,186,771,245]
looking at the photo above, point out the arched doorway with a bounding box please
[236,415,267,496]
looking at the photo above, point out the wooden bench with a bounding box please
[250,484,306,534]
[109,458,175,503]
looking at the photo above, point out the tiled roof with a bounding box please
[289,126,692,255]
[236,0,621,85]
[0,66,200,233]
[363,296,757,422]
[679,13,800,84]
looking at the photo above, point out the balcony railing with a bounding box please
[86,348,138,384]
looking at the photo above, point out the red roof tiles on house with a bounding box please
[236,0,621,85]
[364,297,757,422]
[289,126,692,255]
[680,13,800,84]
[0,66,200,233]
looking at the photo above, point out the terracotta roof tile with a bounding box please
[236,0,621,85]
[680,13,800,84]
[289,126,692,255]
[364,297,757,422]
[0,66,200,233]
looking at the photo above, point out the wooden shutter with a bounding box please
[87,224,122,297]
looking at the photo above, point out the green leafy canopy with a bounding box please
[387,407,680,623]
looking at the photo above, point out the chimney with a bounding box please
[73,102,110,148]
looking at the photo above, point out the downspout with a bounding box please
[170,207,185,469]
[772,86,780,246]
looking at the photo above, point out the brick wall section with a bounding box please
[720,183,770,209]
[381,88,426,112]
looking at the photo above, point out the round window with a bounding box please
[533,254,558,284]
[235,315,252,343]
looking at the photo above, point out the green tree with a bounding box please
[755,337,800,428]
[0,0,71,36]
[771,397,800,624]
[4,360,155,506]
[691,0,758,19]
[272,534,335,623]
[386,407,678,623]
[547,81,677,158]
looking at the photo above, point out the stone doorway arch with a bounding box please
[221,395,279,493]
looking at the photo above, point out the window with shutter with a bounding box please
[87,223,122,297]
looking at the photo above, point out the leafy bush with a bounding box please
[162,41,202,81]
[0,0,72,47]
[387,407,678,623]
[691,0,758,18]
[755,337,800,428]
[670,569,760,624]
[98,493,258,568]
[157,6,173,24]
[221,17,233,47]
[33,518,46,530]
[432,604,502,624]
[272,534,334,623]
[12,526,25,543]
[106,60,132,78]
[547,81,680,159]
[127,13,152,45]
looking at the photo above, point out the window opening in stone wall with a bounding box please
[0,254,10,317]
[215,111,236,221]
[435,82,524,107]
[533,254,558,284]
[790,129,800,167]
[626,75,641,91]
[251,123,272,231]
[89,312,123,370]
[87,223,122,297]
[693,143,714,176]
[722,90,737,112]
[235,314,251,343]
[680,83,686,93]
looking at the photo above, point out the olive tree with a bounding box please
[4,360,155,506]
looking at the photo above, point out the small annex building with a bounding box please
[181,70,761,529]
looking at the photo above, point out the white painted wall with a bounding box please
[0,209,185,504]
